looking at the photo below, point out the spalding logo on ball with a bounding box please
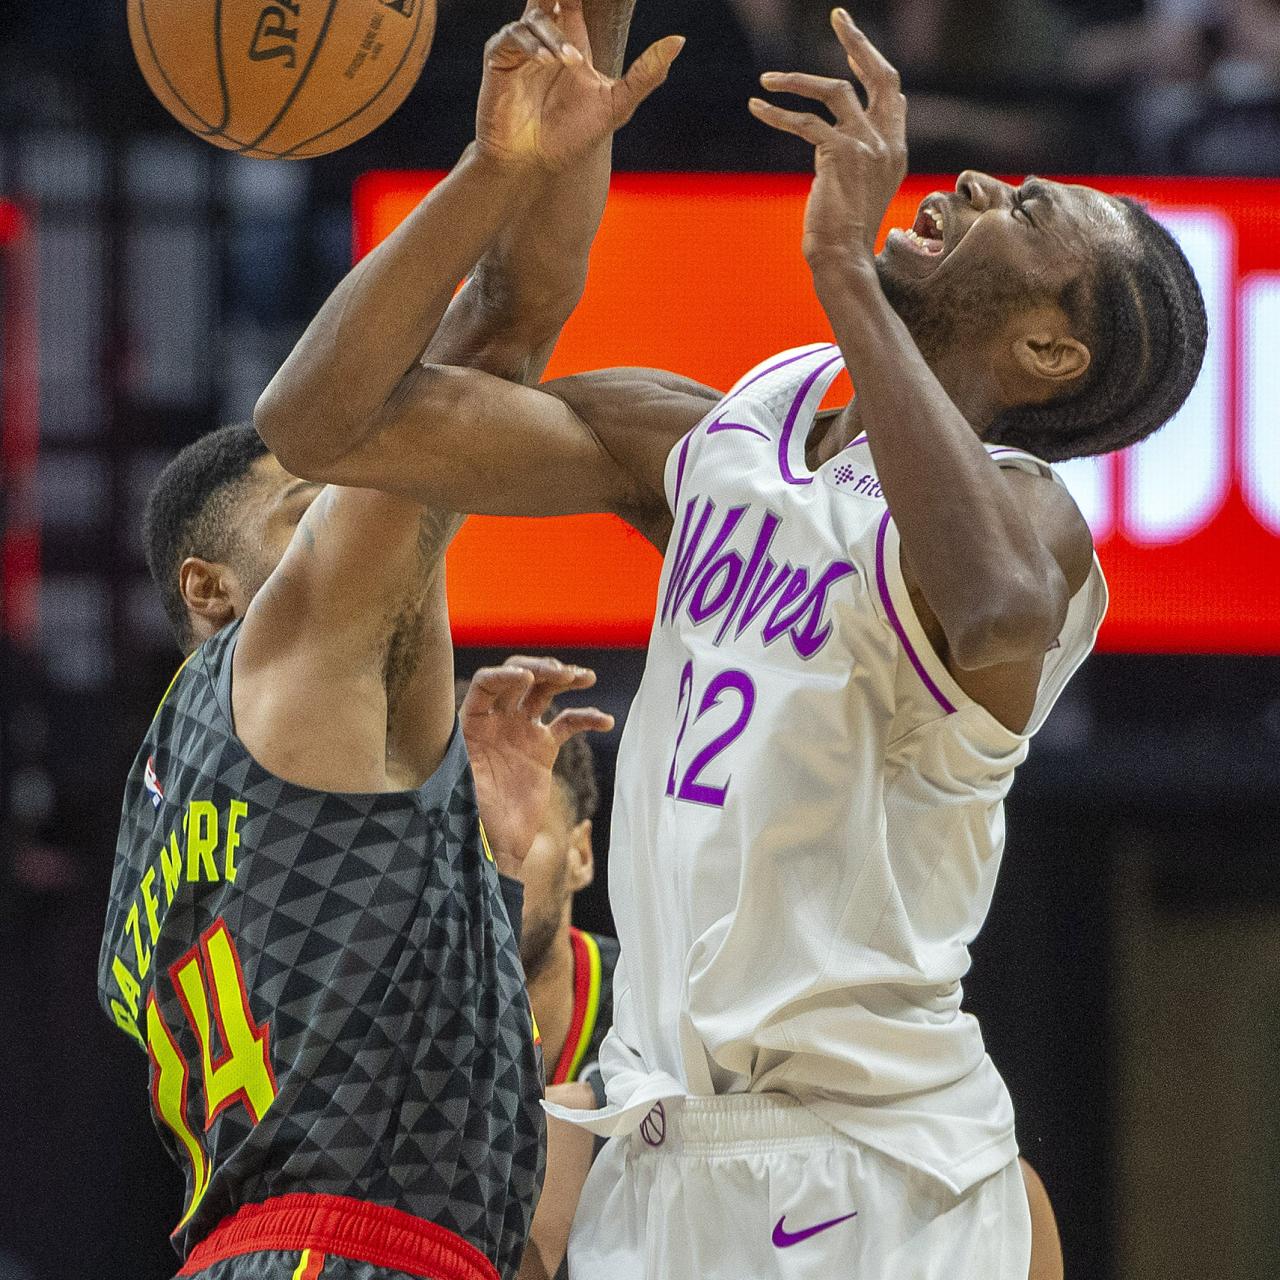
[127,0,437,158]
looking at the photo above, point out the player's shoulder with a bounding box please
[149,624,236,728]
[546,368,720,440]
[994,462,1096,596]
[543,369,722,539]
[588,929,620,963]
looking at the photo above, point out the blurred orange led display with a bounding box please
[355,173,1280,653]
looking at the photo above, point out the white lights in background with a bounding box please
[1124,210,1233,545]
[1242,274,1280,537]
[1054,454,1114,541]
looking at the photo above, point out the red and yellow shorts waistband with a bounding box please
[178,1193,500,1280]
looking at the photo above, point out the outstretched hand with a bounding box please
[749,8,907,267]
[461,656,614,877]
[476,1,684,173]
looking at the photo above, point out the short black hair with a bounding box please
[143,422,270,651]
[987,198,1209,463]
[552,726,599,826]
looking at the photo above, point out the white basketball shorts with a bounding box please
[566,1093,1032,1280]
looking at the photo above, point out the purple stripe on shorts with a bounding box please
[874,510,957,714]
[778,356,844,486]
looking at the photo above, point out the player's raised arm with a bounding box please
[427,0,647,385]
[255,6,684,476]
[750,9,1091,672]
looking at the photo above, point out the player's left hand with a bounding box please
[475,2,684,174]
[748,8,907,269]
[461,656,614,877]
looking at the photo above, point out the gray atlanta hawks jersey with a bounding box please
[567,344,1107,1193]
[98,621,544,1277]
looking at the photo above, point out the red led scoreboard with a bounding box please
[354,174,1280,653]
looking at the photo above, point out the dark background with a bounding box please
[3,2,1280,1278]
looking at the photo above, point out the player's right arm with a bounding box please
[236,15,691,792]
[519,1081,599,1280]
[280,362,719,547]
[255,15,684,478]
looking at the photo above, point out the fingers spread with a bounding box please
[501,655,596,718]
[487,12,583,69]
[832,8,902,116]
[760,71,859,125]
[525,7,584,64]
[464,665,536,716]
[548,707,615,746]
[487,21,548,68]
[613,35,685,123]
[748,97,834,146]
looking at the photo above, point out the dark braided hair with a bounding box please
[986,198,1208,463]
[144,422,270,652]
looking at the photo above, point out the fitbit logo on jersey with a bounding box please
[250,2,302,66]
[662,496,856,659]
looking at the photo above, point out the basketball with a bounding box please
[127,0,437,159]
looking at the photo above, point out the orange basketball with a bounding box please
[127,0,437,159]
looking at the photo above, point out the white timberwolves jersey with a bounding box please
[586,344,1108,1193]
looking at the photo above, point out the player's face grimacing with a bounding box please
[879,171,1129,289]
[875,171,1131,365]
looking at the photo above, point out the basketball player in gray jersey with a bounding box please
[99,7,682,1279]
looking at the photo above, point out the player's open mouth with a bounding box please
[884,200,954,274]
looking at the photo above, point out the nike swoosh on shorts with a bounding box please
[771,1210,859,1248]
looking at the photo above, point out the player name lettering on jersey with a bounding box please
[661,495,857,659]
[106,796,250,1045]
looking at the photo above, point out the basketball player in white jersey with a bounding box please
[256,9,1207,1276]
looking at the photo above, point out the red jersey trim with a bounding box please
[177,1193,499,1280]
[550,928,603,1086]
[293,1249,325,1280]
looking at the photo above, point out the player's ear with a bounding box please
[567,819,594,892]
[1011,326,1091,389]
[180,556,238,640]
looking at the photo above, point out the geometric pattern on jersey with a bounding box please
[549,929,619,1087]
[184,1256,428,1280]
[99,620,544,1280]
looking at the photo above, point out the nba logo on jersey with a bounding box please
[143,755,165,809]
